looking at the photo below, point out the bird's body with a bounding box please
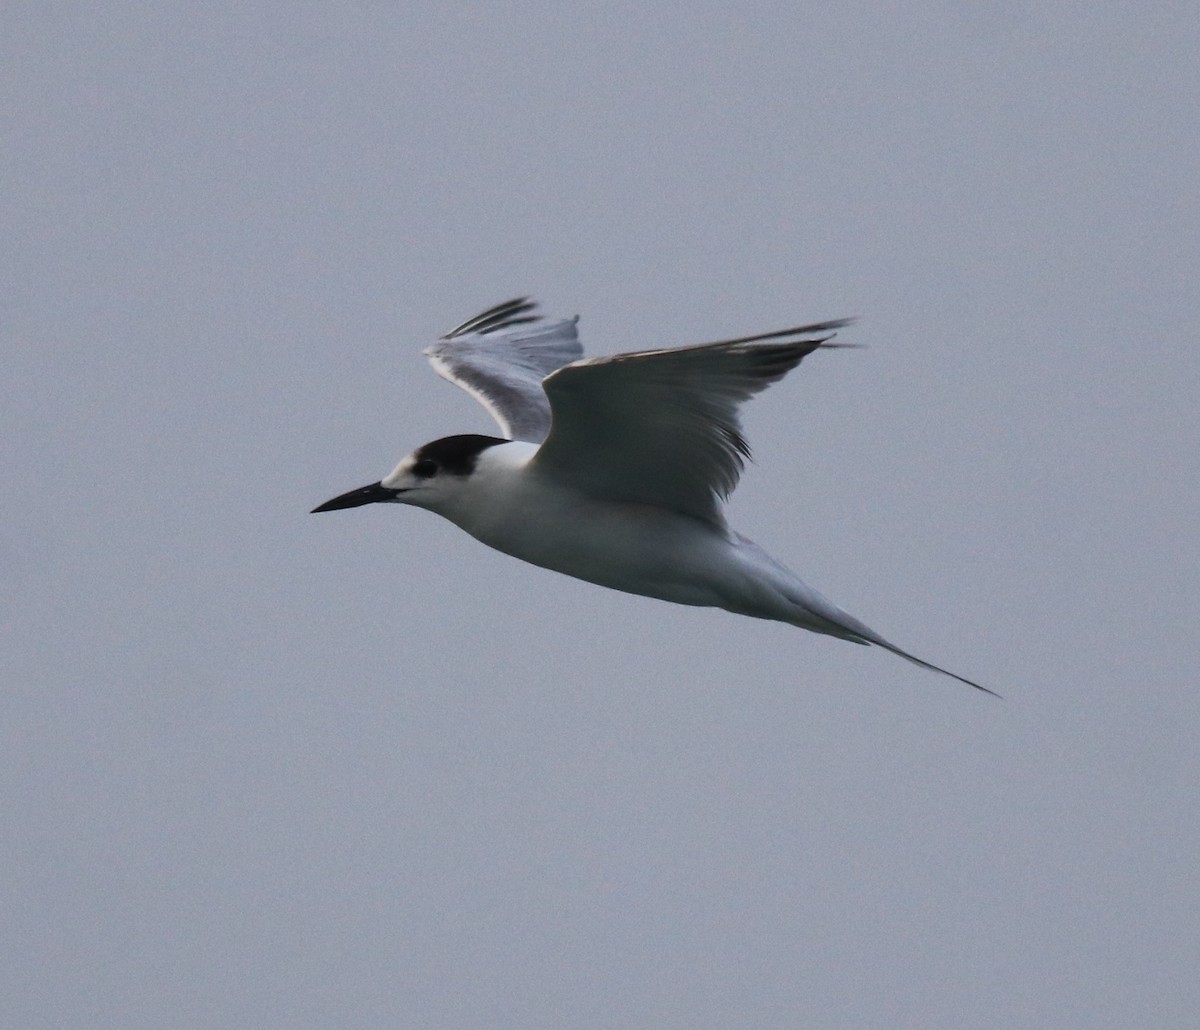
[407,439,864,638]
[314,298,993,694]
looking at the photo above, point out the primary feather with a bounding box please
[424,298,582,443]
[533,322,854,526]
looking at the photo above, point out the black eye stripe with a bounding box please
[409,434,506,478]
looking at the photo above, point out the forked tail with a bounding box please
[865,636,1000,697]
[801,614,999,697]
[733,534,999,696]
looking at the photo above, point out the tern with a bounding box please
[314,298,994,695]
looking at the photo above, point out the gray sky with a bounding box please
[4,3,1198,1027]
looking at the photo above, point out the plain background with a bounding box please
[4,3,1198,1028]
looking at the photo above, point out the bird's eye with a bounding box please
[412,458,438,479]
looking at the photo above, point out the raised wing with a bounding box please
[532,319,854,525]
[424,298,583,443]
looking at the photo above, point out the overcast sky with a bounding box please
[4,3,1198,1027]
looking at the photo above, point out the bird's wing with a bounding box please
[423,298,583,443]
[531,319,854,525]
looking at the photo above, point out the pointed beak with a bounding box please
[311,481,401,513]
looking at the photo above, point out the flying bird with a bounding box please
[314,298,994,695]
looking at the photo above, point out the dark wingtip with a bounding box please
[709,317,859,349]
[443,297,542,338]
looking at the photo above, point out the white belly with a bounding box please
[464,483,739,608]
[416,443,864,638]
